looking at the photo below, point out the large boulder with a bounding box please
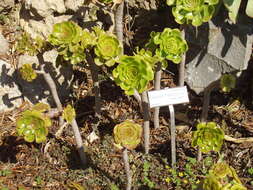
[185,13,253,94]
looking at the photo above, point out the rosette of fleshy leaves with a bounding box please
[19,63,37,82]
[192,122,224,153]
[203,162,247,190]
[112,54,155,95]
[146,28,188,64]
[62,104,76,123]
[16,103,51,143]
[94,28,122,67]
[167,0,219,27]
[220,74,236,93]
[16,32,46,56]
[113,120,142,150]
[48,21,95,65]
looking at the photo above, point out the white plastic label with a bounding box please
[148,86,189,108]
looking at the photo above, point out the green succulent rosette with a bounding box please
[113,120,142,150]
[19,63,37,82]
[112,55,154,95]
[48,21,82,46]
[16,110,51,143]
[220,74,236,93]
[94,33,122,67]
[167,0,219,27]
[150,28,188,64]
[192,122,224,153]
[63,105,76,123]
[203,162,247,190]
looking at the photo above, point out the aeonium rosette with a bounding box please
[152,28,188,64]
[113,120,142,150]
[191,122,224,153]
[94,33,122,67]
[48,21,82,46]
[167,0,219,26]
[112,55,154,95]
[16,109,51,143]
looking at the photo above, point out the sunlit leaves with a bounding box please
[63,105,76,123]
[168,0,219,26]
[16,108,51,143]
[113,120,142,150]
[113,55,154,95]
[192,122,224,153]
[19,63,37,82]
[203,162,247,190]
[147,28,188,64]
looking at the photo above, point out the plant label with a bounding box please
[148,86,189,108]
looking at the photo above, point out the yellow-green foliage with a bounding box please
[19,63,37,82]
[203,162,247,190]
[63,105,76,123]
[113,120,142,150]
[192,122,224,153]
[16,103,51,143]
[220,74,236,93]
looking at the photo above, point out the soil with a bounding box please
[0,1,253,190]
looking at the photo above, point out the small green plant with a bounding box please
[113,120,142,150]
[203,161,247,190]
[19,63,37,82]
[142,161,156,188]
[220,74,236,93]
[16,103,51,143]
[0,170,12,177]
[94,30,122,67]
[113,55,154,95]
[192,122,224,153]
[147,28,188,64]
[62,104,76,123]
[167,0,219,26]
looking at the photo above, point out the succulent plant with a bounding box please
[63,105,76,123]
[112,55,154,95]
[94,32,122,67]
[167,0,219,26]
[16,32,45,56]
[203,162,247,190]
[192,122,224,153]
[220,74,236,93]
[19,63,37,82]
[113,120,142,150]
[16,109,51,143]
[147,28,188,64]
[48,21,82,46]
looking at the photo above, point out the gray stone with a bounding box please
[0,0,14,9]
[0,60,23,112]
[0,33,9,54]
[185,17,253,94]
[65,0,84,11]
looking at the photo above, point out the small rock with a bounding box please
[65,0,84,11]
[0,33,9,54]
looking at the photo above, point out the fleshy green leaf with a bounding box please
[63,105,76,123]
[32,103,50,113]
[246,0,253,18]
[223,0,242,23]
[16,110,50,143]
[19,63,37,82]
[192,122,224,153]
[113,120,142,150]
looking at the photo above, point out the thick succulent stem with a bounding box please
[37,53,87,166]
[115,0,124,47]
[154,62,162,129]
[168,105,176,168]
[178,26,186,87]
[198,80,219,161]
[141,91,150,154]
[123,148,132,190]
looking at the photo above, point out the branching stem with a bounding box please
[141,91,150,154]
[122,148,132,190]
[154,62,162,129]
[179,25,186,87]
